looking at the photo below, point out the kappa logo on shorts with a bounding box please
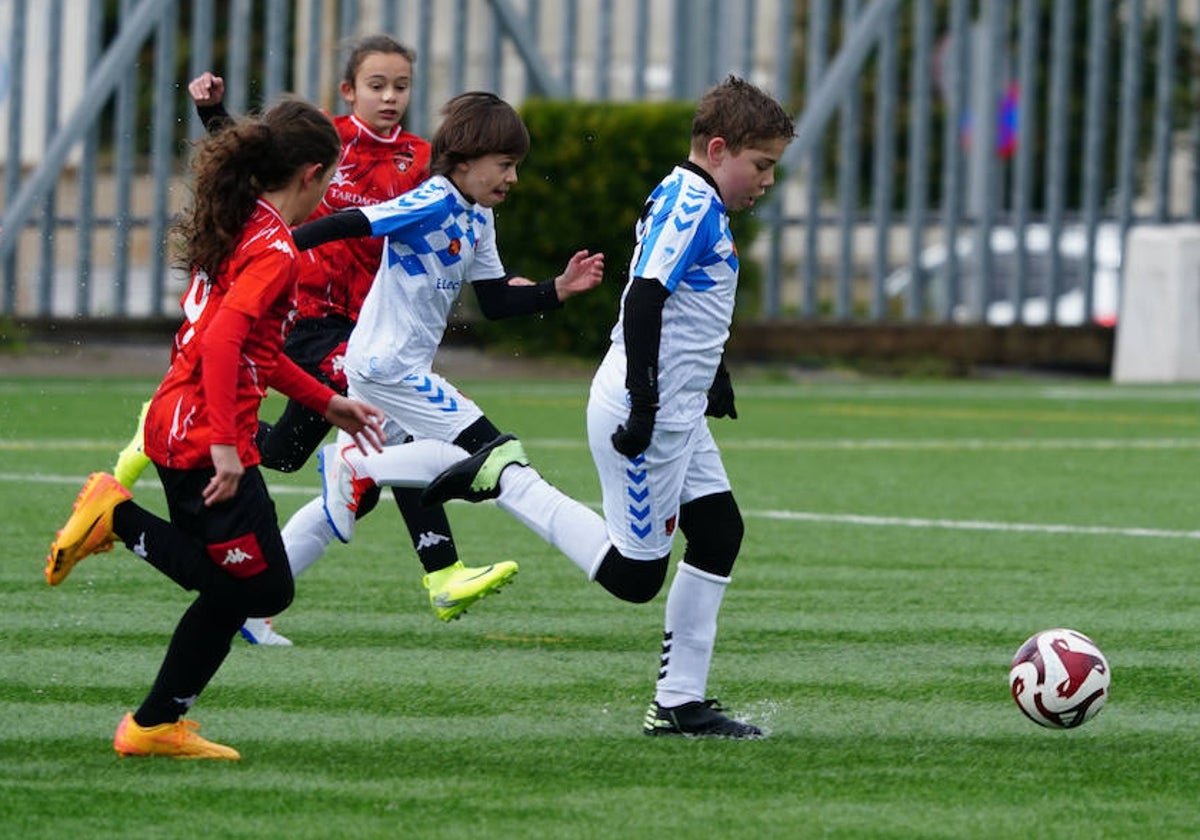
[206,533,268,579]
[223,547,254,567]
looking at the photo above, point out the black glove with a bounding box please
[612,408,655,458]
[705,363,738,419]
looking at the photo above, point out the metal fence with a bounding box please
[1,0,1197,328]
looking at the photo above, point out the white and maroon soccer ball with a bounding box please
[1008,628,1110,729]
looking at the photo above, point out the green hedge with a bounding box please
[475,99,761,360]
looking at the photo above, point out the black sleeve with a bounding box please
[291,210,373,251]
[470,278,563,320]
[196,102,232,133]
[622,277,670,411]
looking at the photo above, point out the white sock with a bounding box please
[655,562,730,708]
[347,439,469,487]
[495,464,611,578]
[281,496,337,577]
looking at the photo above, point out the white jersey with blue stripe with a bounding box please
[344,174,506,383]
[592,163,737,429]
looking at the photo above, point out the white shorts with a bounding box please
[345,369,485,447]
[586,397,731,560]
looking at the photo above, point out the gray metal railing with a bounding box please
[1,0,1197,329]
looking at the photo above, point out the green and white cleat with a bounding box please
[420,434,529,507]
[423,560,519,621]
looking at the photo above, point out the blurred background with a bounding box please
[2,0,1199,373]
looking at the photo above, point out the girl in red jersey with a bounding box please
[45,98,385,759]
[116,36,509,642]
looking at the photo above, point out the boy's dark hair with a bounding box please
[690,75,795,155]
[176,97,340,278]
[342,33,417,86]
[429,92,530,176]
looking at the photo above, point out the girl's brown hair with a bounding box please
[175,97,339,278]
[341,33,417,86]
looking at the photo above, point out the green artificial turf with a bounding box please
[2,373,1198,838]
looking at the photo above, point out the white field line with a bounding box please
[5,437,1200,453]
[6,465,1200,542]
[753,509,1200,540]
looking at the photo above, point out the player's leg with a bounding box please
[239,495,336,646]
[256,399,332,472]
[420,401,618,580]
[644,428,760,739]
[330,375,523,620]
[323,434,520,619]
[116,466,292,758]
[388,484,521,621]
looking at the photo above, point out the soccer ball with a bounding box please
[1008,628,1110,729]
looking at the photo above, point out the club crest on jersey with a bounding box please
[447,238,461,257]
[664,514,677,536]
[206,533,268,579]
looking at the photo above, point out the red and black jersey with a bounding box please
[292,114,431,323]
[145,200,326,470]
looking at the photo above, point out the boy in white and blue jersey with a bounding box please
[425,76,795,737]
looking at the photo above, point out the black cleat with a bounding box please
[420,434,529,507]
[642,699,763,739]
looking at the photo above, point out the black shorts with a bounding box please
[157,463,293,615]
[283,315,355,392]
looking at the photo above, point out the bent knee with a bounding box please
[594,548,668,603]
[246,571,294,618]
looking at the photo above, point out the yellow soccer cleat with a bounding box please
[113,712,240,760]
[112,400,152,488]
[423,560,519,621]
[45,472,132,586]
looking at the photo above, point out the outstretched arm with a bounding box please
[471,250,604,320]
[551,249,604,301]
[291,209,373,251]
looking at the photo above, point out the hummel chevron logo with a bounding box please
[673,217,695,232]
[627,486,649,503]
[407,375,459,412]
